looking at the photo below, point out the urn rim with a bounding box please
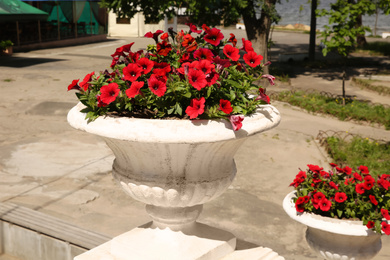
[67,102,281,143]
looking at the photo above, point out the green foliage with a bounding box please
[317,0,381,57]
[0,40,13,51]
[273,90,390,129]
[326,136,390,176]
[99,0,282,27]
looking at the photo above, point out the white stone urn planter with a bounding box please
[283,191,382,260]
[67,102,283,260]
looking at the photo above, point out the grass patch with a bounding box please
[273,90,390,129]
[325,135,390,176]
[358,41,390,56]
[3,79,13,82]
[352,77,390,96]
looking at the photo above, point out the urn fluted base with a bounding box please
[306,227,381,260]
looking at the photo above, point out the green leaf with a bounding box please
[337,209,343,218]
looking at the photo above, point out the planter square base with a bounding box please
[74,222,285,260]
[75,222,236,260]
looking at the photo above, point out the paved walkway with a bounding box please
[0,29,389,259]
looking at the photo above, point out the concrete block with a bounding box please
[2,223,42,260]
[41,234,71,260]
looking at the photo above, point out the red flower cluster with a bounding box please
[291,163,390,235]
[68,24,273,130]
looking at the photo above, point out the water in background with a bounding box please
[275,0,390,36]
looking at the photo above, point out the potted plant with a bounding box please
[67,24,281,259]
[0,40,13,56]
[283,163,390,260]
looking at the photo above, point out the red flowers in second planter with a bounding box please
[100,83,120,104]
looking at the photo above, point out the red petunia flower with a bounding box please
[295,196,308,213]
[353,172,363,181]
[144,30,164,42]
[255,88,270,104]
[195,59,215,75]
[188,69,207,90]
[369,195,378,205]
[182,34,197,52]
[219,99,233,114]
[110,56,119,68]
[381,209,390,220]
[365,175,375,183]
[356,183,366,194]
[308,164,324,174]
[111,42,134,57]
[186,23,202,34]
[335,192,347,203]
[160,32,169,40]
[96,95,108,107]
[137,57,154,75]
[202,24,210,32]
[312,192,325,204]
[100,83,120,104]
[185,97,205,119]
[290,171,307,187]
[154,62,171,73]
[223,45,240,61]
[126,81,144,98]
[359,165,370,175]
[194,48,214,61]
[229,33,237,47]
[243,51,263,68]
[241,38,254,52]
[382,222,390,235]
[228,115,244,131]
[261,74,276,86]
[319,198,332,212]
[67,79,80,91]
[366,221,375,229]
[148,76,166,97]
[204,28,224,46]
[123,63,143,82]
[213,56,231,70]
[157,40,172,56]
[363,181,374,190]
[79,72,95,91]
[343,166,353,175]
[329,181,339,190]
[205,69,219,86]
[378,175,390,190]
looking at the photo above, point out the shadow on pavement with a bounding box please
[0,56,66,68]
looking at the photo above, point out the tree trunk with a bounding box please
[356,13,367,46]
[242,0,277,74]
[309,0,317,61]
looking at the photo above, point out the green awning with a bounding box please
[0,0,48,22]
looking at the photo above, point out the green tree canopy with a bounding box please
[100,0,281,71]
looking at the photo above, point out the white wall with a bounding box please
[108,11,177,37]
